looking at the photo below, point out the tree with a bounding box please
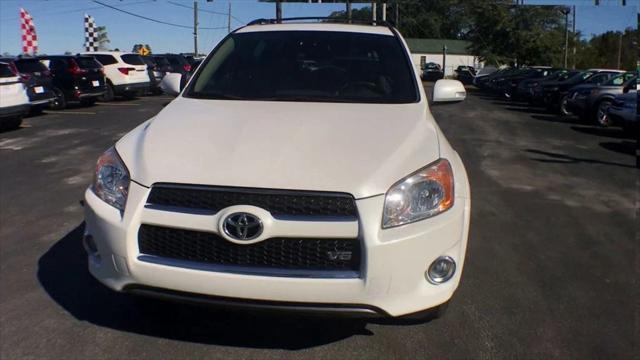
[96,25,110,51]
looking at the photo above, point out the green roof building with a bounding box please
[404,38,481,77]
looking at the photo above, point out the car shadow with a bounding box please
[599,141,637,157]
[571,126,635,140]
[505,106,552,115]
[524,149,636,169]
[528,114,585,125]
[37,224,378,349]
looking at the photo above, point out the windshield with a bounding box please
[187,31,419,104]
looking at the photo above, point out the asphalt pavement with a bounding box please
[0,87,637,359]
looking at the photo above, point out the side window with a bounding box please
[52,59,67,70]
[94,55,117,66]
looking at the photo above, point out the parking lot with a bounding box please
[0,84,637,358]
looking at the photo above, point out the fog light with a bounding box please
[83,233,98,254]
[426,256,456,284]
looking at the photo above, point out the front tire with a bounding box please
[595,100,613,127]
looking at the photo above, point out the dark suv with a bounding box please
[41,55,106,109]
[0,57,56,114]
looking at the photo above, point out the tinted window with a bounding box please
[14,59,47,73]
[94,55,117,65]
[0,63,15,78]
[76,57,102,69]
[121,54,145,66]
[188,31,419,104]
[154,57,170,66]
[166,56,185,66]
[603,73,636,86]
[141,56,156,66]
[586,73,611,84]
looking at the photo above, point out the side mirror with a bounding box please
[433,79,466,103]
[160,73,183,96]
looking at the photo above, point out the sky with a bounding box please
[0,0,637,55]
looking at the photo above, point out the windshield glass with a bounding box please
[187,31,419,104]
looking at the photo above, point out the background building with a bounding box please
[405,38,482,76]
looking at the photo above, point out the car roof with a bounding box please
[587,68,625,73]
[236,23,394,36]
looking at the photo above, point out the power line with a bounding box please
[91,0,227,30]
[166,1,245,25]
[1,0,154,22]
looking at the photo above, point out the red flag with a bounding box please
[20,8,38,55]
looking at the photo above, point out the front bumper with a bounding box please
[84,170,470,318]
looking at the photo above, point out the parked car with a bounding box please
[472,66,499,87]
[0,56,56,114]
[84,22,471,321]
[537,70,623,114]
[40,55,106,109]
[152,53,192,88]
[566,72,637,125]
[500,67,557,99]
[140,55,166,95]
[152,53,191,76]
[455,66,476,85]
[421,62,444,81]
[607,89,637,133]
[0,61,29,130]
[515,69,568,101]
[85,51,150,101]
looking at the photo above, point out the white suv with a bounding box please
[84,22,471,320]
[0,62,29,130]
[84,51,150,101]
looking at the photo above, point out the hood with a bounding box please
[116,97,441,199]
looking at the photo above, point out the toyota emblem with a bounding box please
[223,212,263,241]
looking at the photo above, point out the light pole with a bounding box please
[560,7,570,69]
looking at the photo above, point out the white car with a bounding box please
[84,22,471,320]
[0,62,29,130]
[83,52,150,101]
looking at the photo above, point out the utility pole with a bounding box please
[562,7,570,69]
[276,0,282,23]
[442,45,447,77]
[572,5,576,69]
[346,0,352,23]
[617,32,623,69]
[382,3,387,22]
[372,2,377,24]
[227,2,231,33]
[193,0,198,56]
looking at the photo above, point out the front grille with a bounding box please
[146,184,358,219]
[138,225,361,276]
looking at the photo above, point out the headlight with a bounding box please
[382,159,454,228]
[92,147,130,211]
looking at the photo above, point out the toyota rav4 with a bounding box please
[84,20,471,320]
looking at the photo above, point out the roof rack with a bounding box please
[247,17,396,28]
